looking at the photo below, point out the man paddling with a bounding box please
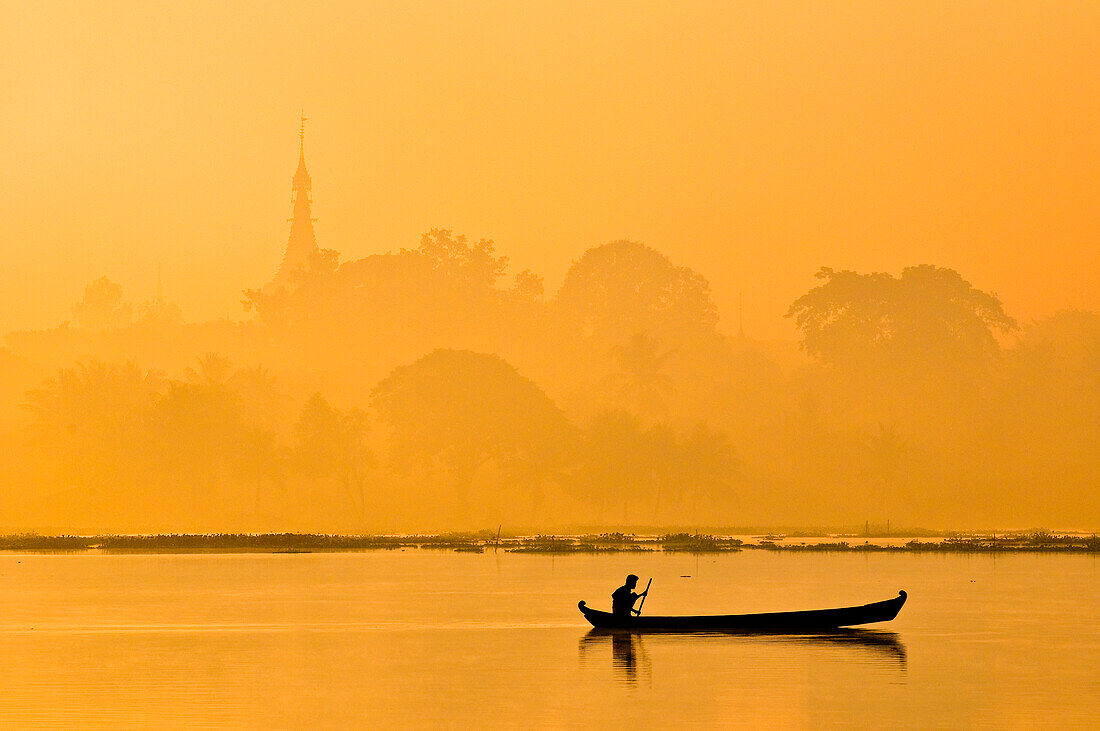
[611,574,648,616]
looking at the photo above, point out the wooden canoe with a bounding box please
[578,590,907,631]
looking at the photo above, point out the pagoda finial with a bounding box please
[273,114,319,288]
[292,111,312,194]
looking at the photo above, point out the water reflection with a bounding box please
[580,629,907,683]
[576,630,651,684]
[610,632,649,683]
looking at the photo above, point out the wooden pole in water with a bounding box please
[636,578,653,615]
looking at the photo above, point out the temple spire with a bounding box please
[272,112,319,287]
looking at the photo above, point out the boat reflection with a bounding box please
[579,631,651,684]
[580,628,907,683]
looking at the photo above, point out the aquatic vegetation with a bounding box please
[659,533,743,552]
[0,531,1093,554]
[507,535,653,553]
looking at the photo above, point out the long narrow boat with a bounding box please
[578,590,906,631]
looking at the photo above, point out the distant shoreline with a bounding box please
[0,532,1095,554]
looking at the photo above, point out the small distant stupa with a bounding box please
[270,112,319,288]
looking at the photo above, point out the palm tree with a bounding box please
[237,425,283,516]
[185,353,233,387]
[24,360,163,495]
[26,361,161,427]
[228,364,288,431]
[607,332,675,420]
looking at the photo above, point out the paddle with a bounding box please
[635,578,653,616]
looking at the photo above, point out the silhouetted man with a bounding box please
[611,574,648,616]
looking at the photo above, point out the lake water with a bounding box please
[0,550,1096,728]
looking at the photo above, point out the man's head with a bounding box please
[625,574,639,588]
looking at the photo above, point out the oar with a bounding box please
[635,578,653,615]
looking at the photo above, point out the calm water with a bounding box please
[0,550,1096,728]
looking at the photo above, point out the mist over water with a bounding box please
[0,551,1095,727]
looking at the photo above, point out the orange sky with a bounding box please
[3,1,1098,339]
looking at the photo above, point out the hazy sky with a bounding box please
[3,1,1098,338]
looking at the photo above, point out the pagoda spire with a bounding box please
[272,111,319,287]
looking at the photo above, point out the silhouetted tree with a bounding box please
[239,424,282,515]
[371,349,571,516]
[72,277,132,332]
[676,422,741,523]
[556,241,718,343]
[241,230,522,377]
[148,378,245,492]
[511,269,544,301]
[786,265,1016,373]
[412,228,508,291]
[1017,310,1100,374]
[606,333,675,420]
[185,353,233,386]
[645,422,677,522]
[228,364,288,431]
[991,312,1100,514]
[785,265,1019,434]
[138,293,183,326]
[293,393,372,519]
[25,361,163,492]
[578,410,653,523]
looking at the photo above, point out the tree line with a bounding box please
[0,231,1096,530]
